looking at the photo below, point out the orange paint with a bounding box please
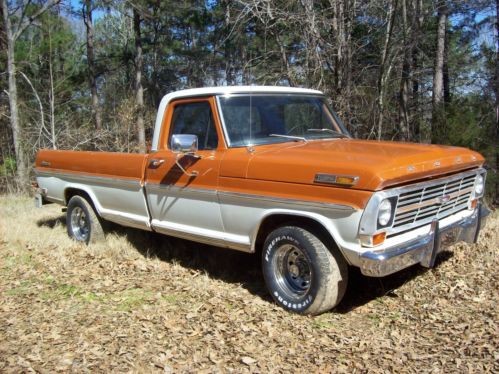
[35,149,147,181]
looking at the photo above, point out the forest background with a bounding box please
[1,0,497,204]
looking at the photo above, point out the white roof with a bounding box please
[151,86,324,151]
[162,86,323,101]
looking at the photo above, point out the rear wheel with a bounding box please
[66,195,104,244]
[262,226,348,315]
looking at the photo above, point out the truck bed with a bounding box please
[35,150,151,230]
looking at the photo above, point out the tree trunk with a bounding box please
[431,0,447,144]
[48,24,57,149]
[329,0,354,128]
[398,0,411,141]
[443,28,450,104]
[344,0,354,102]
[1,0,27,188]
[376,0,396,140]
[411,0,424,140]
[331,0,345,93]
[133,8,146,154]
[83,0,102,130]
[224,0,236,85]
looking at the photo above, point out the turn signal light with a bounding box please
[336,176,357,185]
[372,232,386,246]
[469,199,477,210]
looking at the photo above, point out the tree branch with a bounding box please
[12,0,61,41]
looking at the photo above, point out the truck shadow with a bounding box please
[37,215,454,313]
[336,250,453,314]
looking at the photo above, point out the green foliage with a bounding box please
[0,157,17,176]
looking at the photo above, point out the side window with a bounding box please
[170,101,218,150]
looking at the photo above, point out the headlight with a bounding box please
[378,199,392,226]
[474,175,484,196]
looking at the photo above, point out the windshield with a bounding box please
[217,94,350,147]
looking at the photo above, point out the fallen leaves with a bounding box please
[0,196,498,372]
[241,356,257,366]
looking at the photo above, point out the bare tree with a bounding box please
[376,0,397,140]
[398,0,411,140]
[432,0,447,143]
[83,0,102,130]
[1,0,61,188]
[133,7,146,153]
[331,0,354,96]
[48,22,57,149]
[411,0,424,141]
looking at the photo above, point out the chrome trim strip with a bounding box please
[145,182,355,211]
[35,169,141,188]
[145,182,217,197]
[218,190,355,211]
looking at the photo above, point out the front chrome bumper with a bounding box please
[359,205,490,277]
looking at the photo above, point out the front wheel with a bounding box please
[262,226,348,315]
[66,195,105,244]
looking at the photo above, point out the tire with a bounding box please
[262,226,348,315]
[66,195,105,244]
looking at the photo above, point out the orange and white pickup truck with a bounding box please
[35,86,489,315]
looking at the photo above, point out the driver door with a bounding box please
[145,97,226,245]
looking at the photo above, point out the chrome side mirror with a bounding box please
[171,134,198,154]
[170,134,200,177]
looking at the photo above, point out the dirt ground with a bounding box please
[0,195,498,373]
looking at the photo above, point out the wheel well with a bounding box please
[255,214,339,256]
[65,188,94,209]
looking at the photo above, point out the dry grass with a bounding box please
[0,195,498,373]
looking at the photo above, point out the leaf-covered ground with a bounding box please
[0,195,498,372]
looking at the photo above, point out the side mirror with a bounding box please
[171,134,198,154]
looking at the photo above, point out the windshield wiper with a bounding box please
[307,128,349,138]
[269,134,308,142]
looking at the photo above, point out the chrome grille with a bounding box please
[391,173,476,233]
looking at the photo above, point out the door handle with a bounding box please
[149,159,165,168]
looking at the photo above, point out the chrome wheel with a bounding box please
[273,244,312,297]
[70,206,89,242]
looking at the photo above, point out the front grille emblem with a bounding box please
[436,194,451,205]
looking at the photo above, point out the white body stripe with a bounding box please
[35,170,363,263]
[36,172,151,231]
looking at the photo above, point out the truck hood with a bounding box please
[245,139,484,191]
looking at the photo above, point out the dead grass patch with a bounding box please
[0,195,498,372]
